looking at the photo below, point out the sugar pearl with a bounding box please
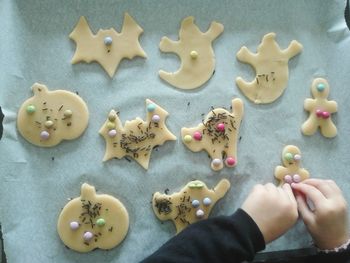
[45,120,54,128]
[108,129,117,138]
[293,174,301,183]
[226,157,236,166]
[147,103,156,112]
[40,131,50,140]
[196,209,204,218]
[70,221,79,230]
[192,200,200,208]
[193,131,202,141]
[96,218,106,227]
[107,122,116,129]
[104,36,113,46]
[316,83,325,92]
[83,231,94,242]
[64,110,73,118]
[212,158,222,167]
[216,123,225,132]
[316,109,323,118]
[26,105,36,114]
[284,152,294,162]
[203,197,212,206]
[284,175,293,184]
[152,115,160,123]
[293,154,301,161]
[183,135,192,143]
[190,50,198,59]
[322,111,330,119]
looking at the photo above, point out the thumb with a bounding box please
[295,192,314,225]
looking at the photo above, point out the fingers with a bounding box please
[295,192,314,224]
[282,183,297,204]
[301,179,338,198]
[291,183,326,207]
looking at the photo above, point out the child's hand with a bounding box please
[241,183,298,244]
[292,179,349,250]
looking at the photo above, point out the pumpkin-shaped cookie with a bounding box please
[57,183,129,252]
[17,83,89,147]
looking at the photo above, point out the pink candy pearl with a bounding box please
[284,175,293,184]
[152,115,160,122]
[193,131,202,141]
[316,109,323,117]
[108,129,117,138]
[40,131,50,140]
[216,123,225,132]
[70,221,79,230]
[83,231,94,242]
[293,174,301,183]
[226,157,236,166]
[321,111,330,119]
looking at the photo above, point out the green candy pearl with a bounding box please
[96,218,106,227]
[284,152,294,162]
[26,105,36,114]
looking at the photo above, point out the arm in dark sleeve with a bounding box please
[141,208,265,263]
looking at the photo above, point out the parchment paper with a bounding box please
[0,0,350,262]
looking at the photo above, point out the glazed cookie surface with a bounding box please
[70,12,147,78]
[152,179,230,233]
[274,145,310,186]
[17,83,89,147]
[301,78,337,138]
[57,183,129,253]
[99,99,176,169]
[181,98,243,171]
[159,16,224,89]
[236,32,302,104]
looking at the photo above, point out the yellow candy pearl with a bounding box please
[107,122,116,129]
[190,50,198,59]
[183,135,192,143]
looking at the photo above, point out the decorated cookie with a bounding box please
[152,179,230,233]
[17,83,89,147]
[236,32,303,104]
[274,145,310,186]
[57,183,129,252]
[181,98,244,171]
[301,78,337,138]
[159,16,224,89]
[70,13,147,78]
[99,99,176,169]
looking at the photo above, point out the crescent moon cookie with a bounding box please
[274,145,310,186]
[152,179,230,234]
[181,98,244,171]
[159,16,224,90]
[57,183,129,252]
[236,32,303,104]
[99,99,176,170]
[301,78,338,138]
[17,83,89,147]
[70,12,147,78]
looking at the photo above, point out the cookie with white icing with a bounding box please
[57,183,129,253]
[17,83,89,147]
[159,16,224,89]
[274,145,310,186]
[301,78,337,138]
[236,32,302,104]
[99,99,176,169]
[70,12,147,78]
[152,179,230,233]
[181,98,244,171]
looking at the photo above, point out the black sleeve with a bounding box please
[141,208,265,263]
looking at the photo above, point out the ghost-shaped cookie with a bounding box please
[274,145,310,186]
[70,12,147,78]
[236,32,302,104]
[57,183,129,253]
[159,16,224,89]
[181,98,244,171]
[152,179,230,233]
[99,99,176,169]
[301,78,337,138]
[17,83,89,147]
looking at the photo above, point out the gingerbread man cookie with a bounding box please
[17,83,89,147]
[99,99,176,169]
[159,16,224,90]
[57,183,129,252]
[274,145,310,186]
[181,98,244,171]
[236,32,303,104]
[152,179,230,233]
[301,78,337,138]
[70,13,147,78]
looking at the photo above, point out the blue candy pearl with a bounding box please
[192,199,200,208]
[104,36,113,46]
[147,103,156,112]
[203,197,212,206]
[316,83,325,92]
